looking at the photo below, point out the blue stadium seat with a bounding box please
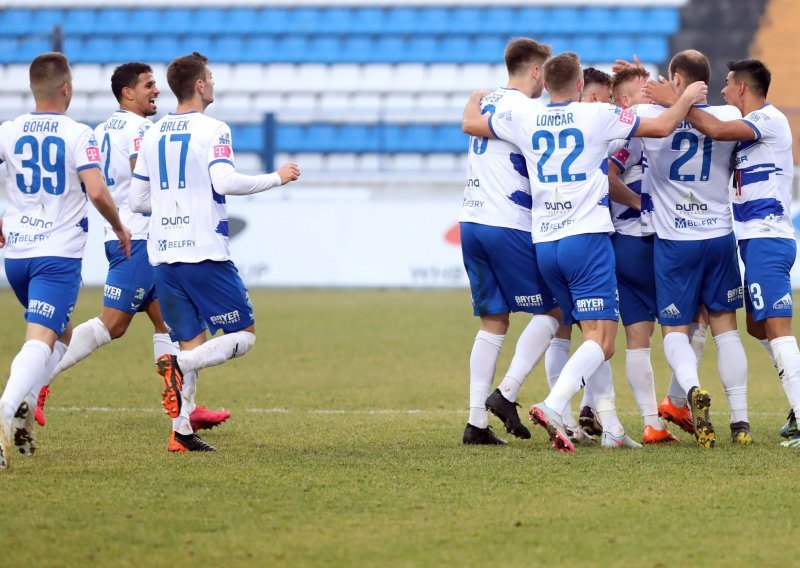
[647,7,680,33]
[231,124,261,153]
[0,38,17,63]
[472,37,505,64]
[450,8,482,34]
[306,124,338,153]
[433,125,466,153]
[160,8,193,35]
[62,8,97,34]
[193,8,226,34]
[276,124,306,153]
[116,37,148,62]
[307,36,343,64]
[63,37,86,63]
[406,37,438,63]
[130,8,161,35]
[20,37,52,63]
[150,37,181,63]
[374,36,406,64]
[439,37,472,64]
[1,9,34,35]
[384,7,417,34]
[518,7,548,34]
[602,36,635,61]
[227,8,259,35]
[320,7,353,34]
[571,36,603,62]
[612,8,645,33]
[481,7,514,34]
[82,37,116,64]
[578,7,613,33]
[242,36,277,64]
[416,8,450,34]
[341,36,375,63]
[292,7,323,34]
[184,35,215,59]
[276,36,310,64]
[95,8,130,35]
[636,37,668,63]
[549,7,581,34]
[350,7,384,34]
[214,36,245,63]
[341,124,379,153]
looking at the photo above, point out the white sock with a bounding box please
[587,361,624,437]
[663,332,700,394]
[759,338,777,367]
[497,315,558,402]
[1,340,52,421]
[172,369,197,435]
[32,341,68,398]
[579,386,594,411]
[667,323,705,407]
[544,338,577,426]
[667,376,687,408]
[467,330,504,429]
[544,340,605,418]
[177,331,256,374]
[625,348,661,429]
[50,317,112,380]
[771,336,800,419]
[153,332,179,361]
[714,330,748,423]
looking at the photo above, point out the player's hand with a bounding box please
[0,219,4,248]
[611,54,643,73]
[682,80,708,104]
[115,226,132,259]
[277,162,301,185]
[642,76,679,107]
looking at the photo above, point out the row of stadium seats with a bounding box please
[231,123,467,154]
[0,34,669,65]
[0,6,680,35]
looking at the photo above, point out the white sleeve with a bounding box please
[129,121,151,159]
[487,100,529,147]
[130,148,151,213]
[741,109,774,142]
[600,104,640,143]
[209,161,282,195]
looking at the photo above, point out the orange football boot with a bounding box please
[643,425,679,444]
[156,354,183,418]
[657,396,694,434]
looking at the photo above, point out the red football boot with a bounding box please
[190,406,231,431]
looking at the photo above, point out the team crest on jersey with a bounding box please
[86,135,101,162]
[214,133,232,158]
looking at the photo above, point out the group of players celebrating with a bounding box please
[459,38,799,451]
[0,51,300,469]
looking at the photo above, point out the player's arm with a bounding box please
[634,81,708,138]
[461,90,493,138]
[211,162,299,195]
[80,167,132,257]
[608,160,641,210]
[129,148,151,214]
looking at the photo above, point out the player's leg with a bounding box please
[545,325,587,433]
[458,223,509,444]
[704,233,749,445]
[530,234,618,452]
[585,360,642,449]
[0,257,81,468]
[655,235,714,447]
[486,229,561,439]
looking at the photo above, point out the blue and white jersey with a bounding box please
[733,103,794,240]
[489,101,640,242]
[132,111,233,265]
[0,113,100,259]
[608,137,653,237]
[94,110,152,243]
[459,88,537,232]
[636,104,740,241]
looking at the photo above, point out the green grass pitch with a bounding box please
[1,288,798,566]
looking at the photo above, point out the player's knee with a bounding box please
[601,339,615,360]
[105,321,128,340]
[745,318,766,340]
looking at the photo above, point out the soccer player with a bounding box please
[463,52,706,451]
[606,66,677,444]
[36,63,230,433]
[582,67,613,103]
[458,38,565,446]
[636,50,750,448]
[646,59,799,447]
[0,52,131,469]
[129,52,300,452]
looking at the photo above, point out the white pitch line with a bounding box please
[45,406,789,417]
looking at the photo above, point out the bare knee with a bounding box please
[480,314,509,335]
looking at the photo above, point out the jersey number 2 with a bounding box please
[158,133,191,190]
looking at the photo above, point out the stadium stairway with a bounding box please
[750,0,800,164]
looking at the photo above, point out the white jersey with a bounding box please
[489,101,640,242]
[636,104,740,241]
[608,137,653,237]
[732,103,794,240]
[94,110,152,242]
[133,111,234,265]
[459,88,535,232]
[0,113,101,259]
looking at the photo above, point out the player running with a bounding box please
[636,50,750,448]
[607,66,678,444]
[129,52,299,452]
[35,63,230,433]
[458,38,567,446]
[0,52,131,469]
[647,58,799,448]
[463,52,706,451]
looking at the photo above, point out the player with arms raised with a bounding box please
[463,52,706,451]
[647,59,799,447]
[130,52,299,452]
[0,52,131,469]
[36,63,230,433]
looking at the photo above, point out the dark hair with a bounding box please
[583,67,611,89]
[727,59,771,97]
[543,52,582,94]
[504,38,552,76]
[167,52,209,102]
[29,52,70,98]
[611,66,651,98]
[669,50,710,84]
[111,62,153,102]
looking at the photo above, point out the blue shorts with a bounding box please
[460,222,557,316]
[536,233,619,326]
[5,256,82,336]
[612,233,656,326]
[104,240,157,315]
[740,237,796,321]
[153,260,254,341]
[654,233,743,325]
